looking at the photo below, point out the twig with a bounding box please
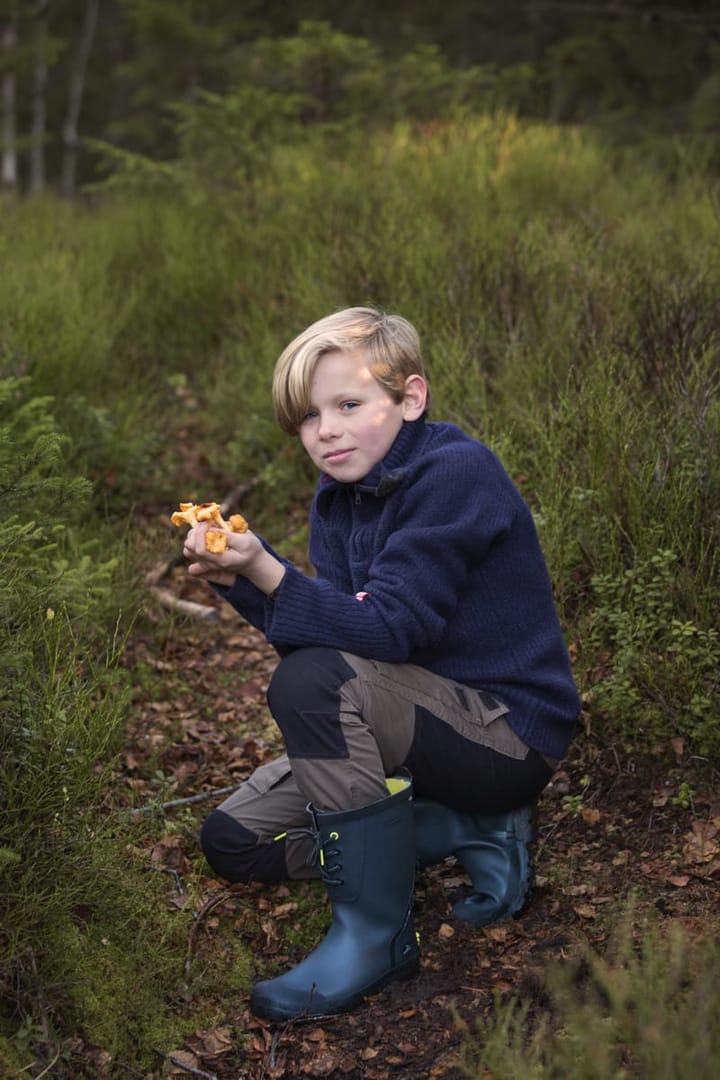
[152,1050,218,1080]
[185,891,233,978]
[110,1063,146,1078]
[29,1048,60,1080]
[534,814,567,861]
[148,585,220,621]
[147,866,185,894]
[144,554,186,589]
[258,1028,284,1080]
[269,1029,280,1074]
[220,476,261,516]
[130,784,240,816]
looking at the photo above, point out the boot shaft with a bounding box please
[313,776,416,911]
[250,776,420,1020]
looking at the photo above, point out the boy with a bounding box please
[182,307,580,1021]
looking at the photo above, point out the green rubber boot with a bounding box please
[250,777,420,1021]
[414,799,534,925]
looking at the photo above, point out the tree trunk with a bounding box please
[61,0,99,199]
[2,22,18,190]
[30,2,50,194]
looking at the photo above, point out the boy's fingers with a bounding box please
[186,561,208,577]
[186,562,234,587]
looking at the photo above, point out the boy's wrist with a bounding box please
[246,550,286,598]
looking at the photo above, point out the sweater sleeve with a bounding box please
[264,446,516,662]
[212,537,295,634]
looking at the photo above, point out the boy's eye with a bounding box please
[302,409,319,422]
[341,401,359,411]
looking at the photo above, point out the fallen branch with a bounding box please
[147,585,220,622]
[185,891,233,978]
[220,476,261,517]
[131,784,240,816]
[144,553,185,589]
[152,1050,218,1080]
[28,1048,61,1080]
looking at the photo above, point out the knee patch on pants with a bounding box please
[267,647,356,760]
[201,808,287,884]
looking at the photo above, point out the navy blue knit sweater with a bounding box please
[217,418,580,760]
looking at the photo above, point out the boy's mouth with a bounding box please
[324,448,353,463]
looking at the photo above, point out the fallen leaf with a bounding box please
[271,901,299,918]
[302,1051,338,1077]
[483,926,509,943]
[443,875,468,888]
[197,1025,232,1056]
[682,820,720,865]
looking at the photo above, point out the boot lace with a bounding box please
[318,829,343,887]
[281,824,344,885]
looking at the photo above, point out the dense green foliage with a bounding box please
[0,380,168,1049]
[1,65,719,1073]
[2,4,719,193]
[0,384,246,1072]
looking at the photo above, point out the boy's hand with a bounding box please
[183,523,286,597]
[171,501,248,550]
[183,522,261,580]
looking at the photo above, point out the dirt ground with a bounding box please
[117,565,720,1080]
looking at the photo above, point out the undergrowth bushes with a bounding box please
[461,908,720,1079]
[0,383,237,1074]
[0,382,136,1064]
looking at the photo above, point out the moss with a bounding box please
[2,838,256,1074]
[281,882,330,953]
[0,1036,33,1079]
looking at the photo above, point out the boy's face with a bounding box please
[298,349,425,483]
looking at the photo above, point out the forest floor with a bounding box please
[112,552,720,1080]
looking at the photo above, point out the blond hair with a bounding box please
[272,307,428,434]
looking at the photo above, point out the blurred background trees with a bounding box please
[1,0,719,197]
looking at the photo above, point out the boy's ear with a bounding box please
[402,374,428,420]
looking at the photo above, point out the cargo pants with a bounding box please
[200,647,556,883]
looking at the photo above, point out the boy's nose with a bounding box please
[318,415,341,439]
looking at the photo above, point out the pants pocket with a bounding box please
[245,753,293,795]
